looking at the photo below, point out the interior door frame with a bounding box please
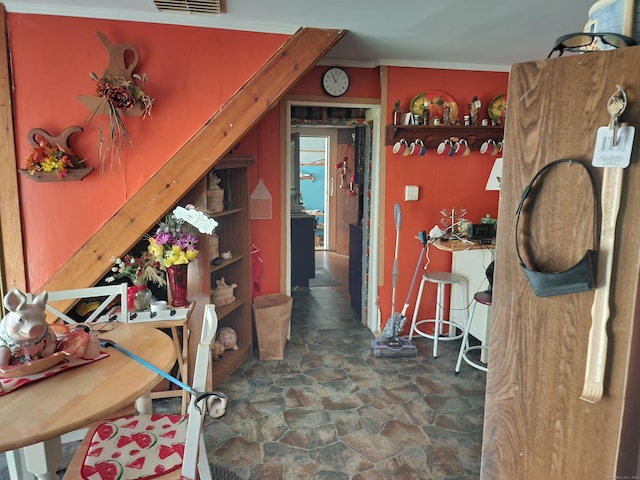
[283,98,381,332]
[294,129,337,250]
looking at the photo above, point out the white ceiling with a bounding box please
[4,0,596,70]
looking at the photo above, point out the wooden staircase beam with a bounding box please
[40,27,345,294]
[0,4,27,295]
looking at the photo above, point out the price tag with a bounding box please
[592,125,635,168]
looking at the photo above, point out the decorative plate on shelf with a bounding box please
[488,94,507,124]
[410,90,459,123]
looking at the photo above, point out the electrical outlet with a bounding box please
[404,185,419,201]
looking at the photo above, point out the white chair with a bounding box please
[408,271,468,359]
[63,304,224,480]
[44,283,129,324]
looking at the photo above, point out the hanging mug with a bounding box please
[455,138,471,156]
[480,139,498,155]
[393,139,409,155]
[410,139,427,156]
[437,139,455,156]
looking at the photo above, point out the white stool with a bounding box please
[409,271,468,358]
[455,290,492,373]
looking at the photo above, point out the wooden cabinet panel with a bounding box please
[291,214,315,287]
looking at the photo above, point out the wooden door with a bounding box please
[483,47,640,478]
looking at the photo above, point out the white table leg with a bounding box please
[135,392,153,414]
[23,437,62,480]
[5,449,32,480]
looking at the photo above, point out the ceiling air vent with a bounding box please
[152,0,226,15]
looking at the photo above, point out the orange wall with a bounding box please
[243,65,381,296]
[7,13,286,290]
[382,67,509,333]
[288,65,381,98]
[8,13,508,329]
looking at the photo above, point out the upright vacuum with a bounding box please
[372,203,426,358]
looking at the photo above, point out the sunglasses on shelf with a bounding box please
[547,32,637,58]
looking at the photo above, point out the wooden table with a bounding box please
[0,322,175,479]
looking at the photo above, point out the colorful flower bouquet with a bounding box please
[105,251,166,287]
[24,141,84,179]
[148,213,201,269]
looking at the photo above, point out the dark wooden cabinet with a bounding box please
[291,214,315,287]
[349,223,363,315]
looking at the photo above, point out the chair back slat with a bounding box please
[181,304,217,480]
[45,283,128,324]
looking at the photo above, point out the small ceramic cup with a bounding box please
[150,300,168,313]
[393,139,409,155]
[410,139,427,156]
[480,139,498,155]
[455,138,471,156]
[437,139,455,156]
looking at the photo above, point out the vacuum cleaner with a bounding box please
[372,204,428,358]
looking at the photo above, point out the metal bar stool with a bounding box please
[409,271,468,358]
[455,290,492,373]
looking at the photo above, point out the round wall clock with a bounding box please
[322,67,350,97]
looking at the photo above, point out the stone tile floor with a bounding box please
[203,278,487,479]
[0,253,487,479]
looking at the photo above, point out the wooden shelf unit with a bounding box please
[185,154,255,389]
[385,125,504,151]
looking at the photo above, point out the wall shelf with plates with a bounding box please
[385,125,504,150]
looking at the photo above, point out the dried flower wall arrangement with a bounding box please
[77,32,154,172]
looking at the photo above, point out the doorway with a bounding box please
[284,101,381,333]
[298,133,331,250]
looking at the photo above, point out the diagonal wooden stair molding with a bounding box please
[40,27,345,295]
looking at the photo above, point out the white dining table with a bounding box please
[0,322,176,479]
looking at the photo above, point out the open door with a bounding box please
[483,47,640,479]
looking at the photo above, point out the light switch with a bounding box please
[404,185,419,201]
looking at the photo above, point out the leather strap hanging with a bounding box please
[515,159,599,297]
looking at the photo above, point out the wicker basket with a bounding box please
[207,189,224,213]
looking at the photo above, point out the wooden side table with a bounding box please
[106,302,195,414]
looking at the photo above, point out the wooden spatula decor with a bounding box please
[581,85,635,404]
[77,32,154,172]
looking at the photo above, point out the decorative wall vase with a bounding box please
[77,32,147,118]
[19,126,94,182]
[77,32,154,172]
[167,264,189,307]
